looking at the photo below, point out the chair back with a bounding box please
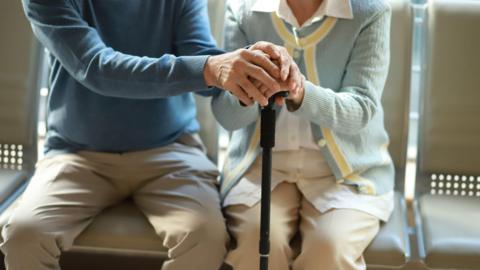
[416,0,480,197]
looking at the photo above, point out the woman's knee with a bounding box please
[231,218,292,255]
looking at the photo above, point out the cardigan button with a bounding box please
[317,139,327,147]
[293,50,301,59]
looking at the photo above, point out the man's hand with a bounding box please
[204,48,282,106]
[204,41,303,107]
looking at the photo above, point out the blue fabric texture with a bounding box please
[22,0,223,154]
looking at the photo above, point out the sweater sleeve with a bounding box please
[292,6,391,134]
[211,0,260,131]
[22,0,221,99]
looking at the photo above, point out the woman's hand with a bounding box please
[252,73,305,109]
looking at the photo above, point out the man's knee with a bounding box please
[1,220,60,256]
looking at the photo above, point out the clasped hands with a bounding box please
[204,41,305,109]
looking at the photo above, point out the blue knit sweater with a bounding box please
[22,0,223,154]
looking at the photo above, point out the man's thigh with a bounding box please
[131,142,225,251]
[4,153,127,249]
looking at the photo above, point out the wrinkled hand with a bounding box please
[204,41,302,107]
[253,68,306,109]
[204,48,281,106]
[249,42,303,98]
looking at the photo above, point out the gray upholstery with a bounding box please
[420,195,480,269]
[418,0,480,177]
[73,201,167,255]
[382,0,412,180]
[0,170,28,204]
[365,192,409,268]
[363,0,412,268]
[0,0,39,209]
[0,0,39,152]
[416,0,480,269]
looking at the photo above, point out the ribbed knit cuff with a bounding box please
[291,81,332,121]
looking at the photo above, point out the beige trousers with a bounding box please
[0,138,228,270]
[225,182,380,270]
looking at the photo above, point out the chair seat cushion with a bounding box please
[0,169,28,204]
[420,195,480,269]
[73,201,167,255]
[364,191,409,267]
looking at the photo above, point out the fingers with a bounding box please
[251,42,291,81]
[244,63,281,96]
[243,50,280,79]
[229,84,253,106]
[287,62,302,96]
[277,47,291,81]
[238,77,268,106]
[250,41,280,59]
[209,46,299,107]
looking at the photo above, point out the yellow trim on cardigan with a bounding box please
[271,13,337,49]
[221,120,261,193]
[344,174,377,195]
[304,46,354,178]
[271,12,376,195]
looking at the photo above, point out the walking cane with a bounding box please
[259,91,288,270]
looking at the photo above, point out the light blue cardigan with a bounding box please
[212,0,393,200]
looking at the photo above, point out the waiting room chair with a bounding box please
[364,0,414,269]
[0,0,43,268]
[0,0,41,222]
[414,0,480,269]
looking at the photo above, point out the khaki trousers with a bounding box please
[225,182,380,270]
[0,140,228,270]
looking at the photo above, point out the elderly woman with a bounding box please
[212,0,393,269]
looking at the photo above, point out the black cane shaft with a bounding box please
[259,92,286,270]
[260,147,272,260]
[259,106,276,270]
[260,108,275,148]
